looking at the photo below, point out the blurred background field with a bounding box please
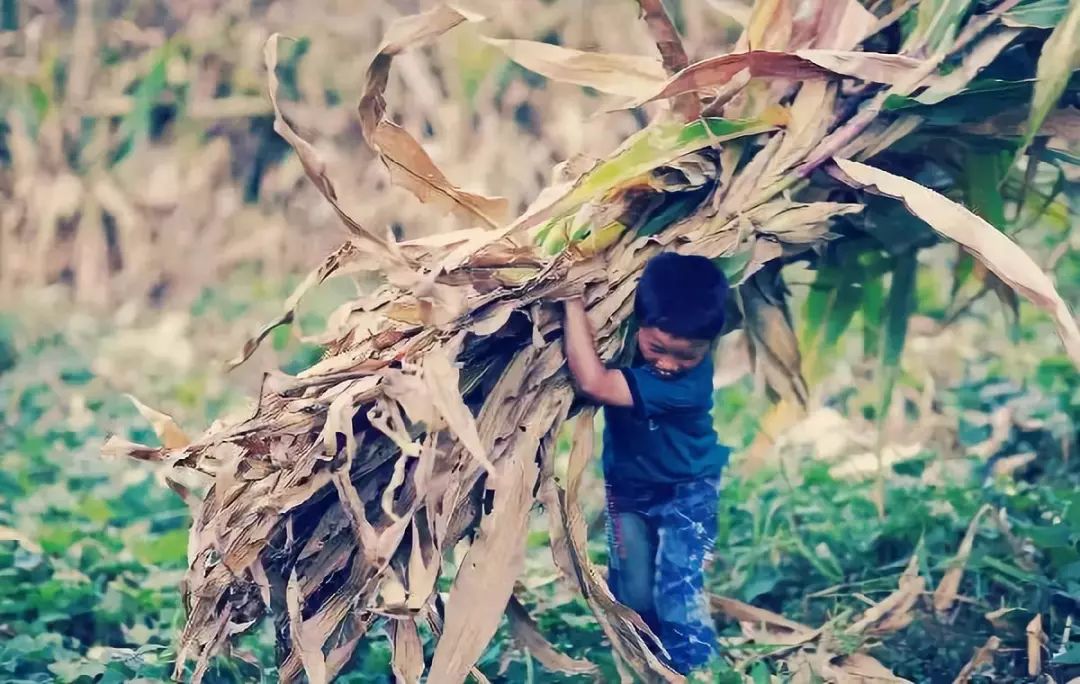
[1,0,1079,682]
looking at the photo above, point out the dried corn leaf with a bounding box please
[264,36,400,257]
[640,49,923,106]
[427,431,541,683]
[482,37,666,98]
[739,268,809,408]
[125,395,190,449]
[423,346,494,475]
[933,504,992,617]
[835,159,1080,367]
[953,635,1001,684]
[838,653,913,683]
[228,242,364,369]
[358,5,508,228]
[848,550,925,635]
[287,570,328,684]
[636,0,700,120]
[390,620,425,684]
[506,595,598,676]
[1027,613,1044,677]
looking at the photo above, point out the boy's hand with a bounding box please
[544,281,586,303]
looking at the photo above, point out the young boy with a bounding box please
[561,252,730,676]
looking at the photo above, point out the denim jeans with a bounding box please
[604,476,720,674]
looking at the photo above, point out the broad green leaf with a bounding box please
[1004,0,1069,28]
[1024,0,1080,149]
[802,245,867,373]
[522,117,775,243]
[861,273,885,358]
[878,252,918,418]
[837,158,1080,367]
[884,79,1039,123]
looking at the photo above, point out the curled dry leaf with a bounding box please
[933,504,992,618]
[636,0,700,120]
[358,4,508,228]
[637,49,923,106]
[835,159,1080,368]
[953,635,1001,684]
[482,37,666,98]
[506,595,598,676]
[125,394,190,449]
[227,241,364,369]
[264,35,400,258]
[288,570,328,684]
[847,550,925,635]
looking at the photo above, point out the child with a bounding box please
[561,252,730,676]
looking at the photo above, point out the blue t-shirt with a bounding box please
[602,356,730,488]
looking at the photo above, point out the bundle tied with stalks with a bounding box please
[106,0,1080,681]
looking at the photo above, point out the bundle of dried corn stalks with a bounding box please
[106,0,1080,681]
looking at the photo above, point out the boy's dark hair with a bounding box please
[634,252,729,341]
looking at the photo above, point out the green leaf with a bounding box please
[961,148,1007,230]
[113,44,173,165]
[913,0,975,53]
[1051,643,1080,665]
[750,661,771,684]
[802,247,866,373]
[861,273,885,358]
[878,253,918,417]
[1024,0,1080,150]
[552,118,774,218]
[1004,0,1069,28]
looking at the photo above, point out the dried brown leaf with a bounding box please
[427,434,540,683]
[506,595,598,676]
[1027,613,1044,677]
[640,49,923,106]
[287,570,328,684]
[227,242,363,369]
[125,395,190,449]
[953,635,1001,684]
[933,504,992,617]
[849,550,925,635]
[358,5,508,228]
[636,0,699,120]
[390,620,425,684]
[423,346,495,475]
[482,37,666,98]
[739,268,809,408]
[835,159,1080,368]
[264,35,401,257]
[838,653,914,683]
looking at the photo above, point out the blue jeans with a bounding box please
[604,476,720,674]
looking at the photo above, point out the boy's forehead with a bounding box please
[639,326,710,349]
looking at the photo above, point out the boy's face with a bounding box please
[636,326,711,378]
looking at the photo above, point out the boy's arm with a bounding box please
[562,298,633,407]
